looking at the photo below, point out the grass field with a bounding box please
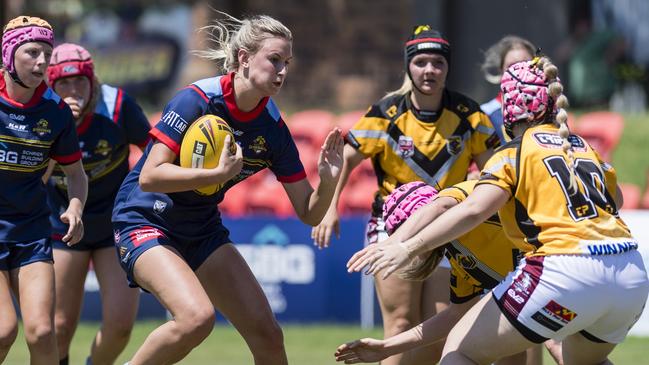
[4,322,649,364]
[611,113,649,189]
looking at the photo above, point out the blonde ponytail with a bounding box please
[542,58,578,194]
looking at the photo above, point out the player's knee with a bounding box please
[103,318,134,343]
[54,316,75,344]
[177,306,215,343]
[24,321,55,348]
[253,320,285,354]
[0,324,18,352]
[385,316,417,336]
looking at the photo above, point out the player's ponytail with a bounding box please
[542,59,578,194]
[194,12,292,73]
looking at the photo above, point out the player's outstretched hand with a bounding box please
[346,238,412,279]
[311,208,340,249]
[335,338,389,363]
[317,128,344,184]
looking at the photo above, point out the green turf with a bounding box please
[612,113,649,189]
[3,322,649,364]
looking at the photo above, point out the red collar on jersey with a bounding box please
[220,72,269,122]
[0,77,47,108]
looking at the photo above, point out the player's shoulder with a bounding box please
[364,93,408,120]
[444,90,483,117]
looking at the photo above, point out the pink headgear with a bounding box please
[2,23,54,74]
[47,43,94,87]
[501,59,556,138]
[382,181,438,235]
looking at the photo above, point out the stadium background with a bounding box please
[3,0,649,363]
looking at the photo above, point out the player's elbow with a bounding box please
[139,171,156,192]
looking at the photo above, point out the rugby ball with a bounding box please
[179,114,236,195]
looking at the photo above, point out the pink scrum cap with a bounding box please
[2,16,54,73]
[382,181,438,235]
[47,43,94,86]
[501,59,557,137]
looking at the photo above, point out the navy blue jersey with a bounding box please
[47,85,151,243]
[112,73,305,241]
[0,79,81,242]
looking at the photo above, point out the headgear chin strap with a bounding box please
[404,25,450,94]
[2,16,54,88]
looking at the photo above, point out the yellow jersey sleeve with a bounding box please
[467,111,500,157]
[346,112,390,158]
[592,147,618,201]
[476,142,519,196]
[438,180,476,203]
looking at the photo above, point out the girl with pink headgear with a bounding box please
[0,16,87,364]
[347,57,649,364]
[335,180,535,364]
[45,43,151,365]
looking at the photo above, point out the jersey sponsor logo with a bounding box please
[397,135,414,158]
[153,200,167,214]
[94,139,112,156]
[385,105,397,118]
[249,136,267,154]
[0,149,19,163]
[8,113,25,121]
[582,240,638,255]
[532,132,586,152]
[129,227,164,247]
[33,119,51,136]
[232,129,244,136]
[446,135,463,155]
[7,122,27,132]
[456,103,469,113]
[160,110,188,134]
[541,300,577,324]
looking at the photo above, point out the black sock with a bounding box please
[59,356,69,365]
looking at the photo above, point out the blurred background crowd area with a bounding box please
[3,0,649,212]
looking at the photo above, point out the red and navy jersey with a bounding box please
[0,78,81,241]
[112,73,305,241]
[47,85,151,243]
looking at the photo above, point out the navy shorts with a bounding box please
[113,223,231,288]
[0,238,53,271]
[52,233,114,251]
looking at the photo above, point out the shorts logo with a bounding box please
[113,229,121,244]
[542,300,577,324]
[398,136,414,158]
[119,246,127,259]
[153,200,167,214]
[446,136,463,155]
[514,272,532,295]
[129,227,164,247]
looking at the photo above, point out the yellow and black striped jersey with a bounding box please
[477,123,635,256]
[438,180,519,303]
[346,90,500,198]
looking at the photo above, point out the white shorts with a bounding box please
[365,215,450,269]
[492,250,649,344]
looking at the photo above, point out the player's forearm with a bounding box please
[382,302,468,354]
[302,181,338,226]
[139,163,229,193]
[391,197,457,242]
